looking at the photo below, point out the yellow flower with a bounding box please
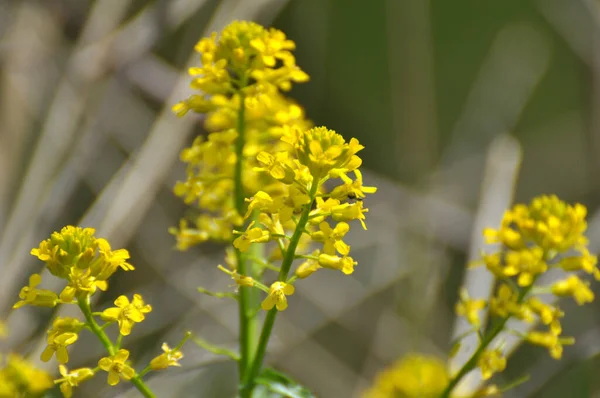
[48,317,85,336]
[150,343,184,370]
[261,282,294,311]
[526,330,574,359]
[254,152,295,185]
[31,226,98,278]
[455,288,486,329]
[13,273,58,309]
[295,255,321,279]
[329,169,378,201]
[59,267,107,302]
[218,265,255,287]
[503,247,547,286]
[1,354,53,396]
[250,27,296,67]
[311,222,350,256]
[551,275,594,305]
[489,284,532,321]
[363,354,448,398]
[526,297,563,335]
[41,332,78,364]
[98,349,136,386]
[477,348,506,380]
[233,222,271,252]
[330,201,369,230]
[559,249,600,279]
[317,253,356,275]
[101,294,152,336]
[54,365,94,398]
[285,126,364,180]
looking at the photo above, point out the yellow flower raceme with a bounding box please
[28,227,134,301]
[101,294,152,336]
[98,349,136,386]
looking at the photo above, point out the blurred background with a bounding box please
[1,0,599,397]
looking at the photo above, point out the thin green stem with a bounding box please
[240,182,319,397]
[77,297,156,398]
[78,297,115,356]
[441,286,532,398]
[234,87,257,380]
[440,319,508,398]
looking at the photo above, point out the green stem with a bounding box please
[440,319,508,398]
[234,88,257,380]
[441,285,532,398]
[78,297,115,356]
[77,297,156,398]
[240,182,319,397]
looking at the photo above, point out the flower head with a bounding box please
[477,348,506,380]
[150,343,184,370]
[54,365,94,398]
[98,349,135,386]
[13,273,58,309]
[261,282,295,311]
[41,332,78,364]
[101,294,152,336]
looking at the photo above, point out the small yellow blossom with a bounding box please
[150,343,184,370]
[233,222,271,252]
[488,284,532,321]
[218,265,255,287]
[98,349,136,386]
[54,365,94,398]
[477,348,506,380]
[261,282,294,311]
[317,253,356,275]
[503,247,547,286]
[526,297,563,335]
[101,294,152,336]
[455,288,486,329]
[551,275,595,305]
[295,255,321,279]
[311,221,350,255]
[329,169,378,201]
[41,332,78,364]
[526,330,575,359]
[13,273,59,309]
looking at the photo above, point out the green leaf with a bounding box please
[252,368,316,398]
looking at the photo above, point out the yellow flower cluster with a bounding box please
[172,21,376,312]
[456,195,598,382]
[171,20,311,249]
[0,354,53,398]
[13,226,187,397]
[363,354,449,398]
